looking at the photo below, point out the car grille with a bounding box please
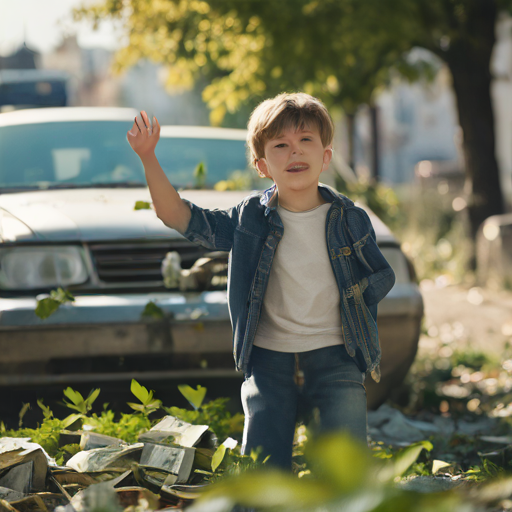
[88,241,207,284]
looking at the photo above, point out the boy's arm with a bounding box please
[127,111,237,249]
[127,111,191,234]
[349,207,396,306]
[140,152,191,234]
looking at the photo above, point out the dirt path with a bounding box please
[419,281,512,356]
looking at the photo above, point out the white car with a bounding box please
[0,107,423,408]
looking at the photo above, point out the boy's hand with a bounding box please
[127,111,160,158]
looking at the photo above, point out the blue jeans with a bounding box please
[241,344,367,470]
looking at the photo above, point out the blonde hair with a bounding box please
[247,92,334,167]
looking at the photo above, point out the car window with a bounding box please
[0,121,145,188]
[0,121,268,190]
[156,136,268,190]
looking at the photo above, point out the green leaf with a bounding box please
[18,402,31,428]
[141,301,165,320]
[130,379,150,404]
[35,298,61,319]
[432,460,452,474]
[193,161,207,189]
[84,388,101,409]
[305,432,372,492]
[378,440,433,482]
[134,200,152,210]
[211,444,227,472]
[178,384,207,410]
[62,413,84,429]
[35,288,75,319]
[63,387,84,407]
[145,399,162,410]
[63,443,81,455]
[196,469,332,509]
[127,402,146,412]
[37,399,53,420]
[50,287,75,303]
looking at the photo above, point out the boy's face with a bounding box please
[256,125,332,194]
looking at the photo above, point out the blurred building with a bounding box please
[353,56,461,187]
[353,14,512,211]
[39,35,209,125]
[491,13,512,211]
[41,35,120,107]
[0,44,41,70]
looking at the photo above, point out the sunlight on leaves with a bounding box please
[178,384,207,410]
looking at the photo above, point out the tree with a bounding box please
[75,0,507,255]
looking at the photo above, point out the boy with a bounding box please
[127,93,395,470]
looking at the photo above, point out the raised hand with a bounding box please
[127,110,160,158]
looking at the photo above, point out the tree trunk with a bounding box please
[443,1,504,268]
[346,112,356,172]
[369,104,380,181]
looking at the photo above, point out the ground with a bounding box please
[420,280,512,357]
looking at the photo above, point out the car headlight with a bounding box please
[0,246,89,290]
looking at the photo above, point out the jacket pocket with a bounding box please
[352,233,376,273]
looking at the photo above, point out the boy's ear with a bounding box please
[322,145,333,172]
[256,158,270,179]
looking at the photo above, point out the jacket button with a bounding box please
[342,247,351,256]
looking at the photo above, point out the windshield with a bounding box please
[0,121,269,191]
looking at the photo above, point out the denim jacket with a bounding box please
[182,183,395,382]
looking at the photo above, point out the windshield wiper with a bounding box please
[0,186,41,193]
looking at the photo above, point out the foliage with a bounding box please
[189,433,437,512]
[63,387,101,415]
[35,287,75,319]
[214,169,263,191]
[386,182,473,282]
[84,408,152,444]
[335,174,404,231]
[1,400,70,465]
[178,384,207,410]
[72,0,438,125]
[127,379,162,415]
[163,385,244,442]
[134,200,152,210]
[140,300,166,320]
[193,161,207,189]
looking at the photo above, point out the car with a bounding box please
[0,106,423,409]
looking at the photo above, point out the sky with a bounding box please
[0,0,124,56]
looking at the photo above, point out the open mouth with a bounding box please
[286,163,309,173]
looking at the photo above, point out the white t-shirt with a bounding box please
[253,202,344,352]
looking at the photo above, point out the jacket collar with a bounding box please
[259,182,354,213]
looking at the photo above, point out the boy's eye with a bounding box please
[275,143,286,148]
[302,138,312,142]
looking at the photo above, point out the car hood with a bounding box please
[0,188,250,243]
[0,187,396,244]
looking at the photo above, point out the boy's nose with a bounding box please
[291,144,303,155]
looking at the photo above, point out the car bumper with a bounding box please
[0,285,423,388]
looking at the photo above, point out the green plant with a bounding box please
[35,287,75,319]
[163,386,244,442]
[194,161,207,189]
[189,434,436,512]
[134,200,152,210]
[60,387,101,429]
[127,379,162,416]
[140,301,166,320]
